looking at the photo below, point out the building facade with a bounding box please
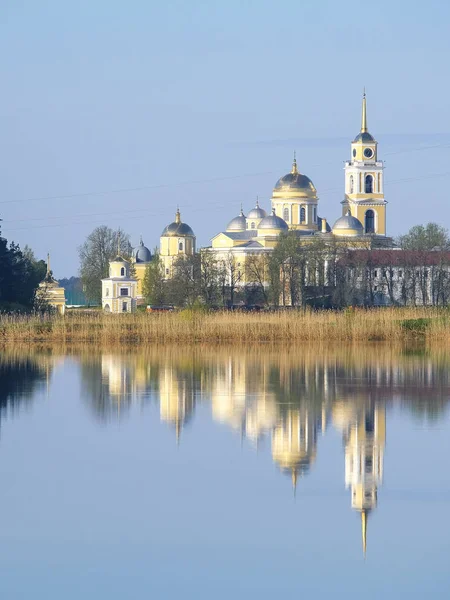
[101,254,137,313]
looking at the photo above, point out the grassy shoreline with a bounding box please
[1,307,450,344]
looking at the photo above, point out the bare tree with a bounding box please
[79,226,132,304]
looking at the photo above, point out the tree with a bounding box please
[271,232,305,306]
[0,237,46,310]
[398,223,450,251]
[78,226,132,304]
[142,252,166,306]
[245,253,270,305]
[167,254,200,307]
[200,250,222,307]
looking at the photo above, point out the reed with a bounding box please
[1,307,450,345]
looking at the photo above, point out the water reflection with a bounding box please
[4,344,450,558]
[0,351,55,429]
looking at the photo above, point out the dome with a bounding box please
[226,208,247,232]
[353,131,375,143]
[247,200,267,220]
[273,157,317,196]
[161,209,195,237]
[332,211,364,236]
[133,237,152,263]
[258,209,289,231]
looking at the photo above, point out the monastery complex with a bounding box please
[101,93,398,312]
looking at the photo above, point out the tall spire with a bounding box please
[175,207,181,224]
[361,89,368,133]
[46,253,51,276]
[292,468,298,498]
[117,231,121,256]
[361,510,367,558]
[291,150,298,175]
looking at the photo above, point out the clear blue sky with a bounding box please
[1,0,450,276]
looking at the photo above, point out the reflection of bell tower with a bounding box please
[272,406,320,493]
[159,366,196,442]
[343,400,386,556]
[342,93,387,236]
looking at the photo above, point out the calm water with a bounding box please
[1,345,450,598]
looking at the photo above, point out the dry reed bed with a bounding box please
[1,307,450,344]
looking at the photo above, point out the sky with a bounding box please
[1,0,450,277]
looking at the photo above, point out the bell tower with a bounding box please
[342,93,387,235]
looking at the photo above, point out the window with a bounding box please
[120,288,128,296]
[399,270,403,278]
[374,270,378,278]
[251,222,255,229]
[166,268,169,275]
[120,267,125,276]
[105,288,109,297]
[179,242,183,251]
[283,207,289,222]
[365,209,375,234]
[300,206,306,223]
[365,174,373,193]
[122,302,127,312]
[313,207,317,222]
[349,175,354,194]
[378,173,381,191]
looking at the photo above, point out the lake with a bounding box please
[1,345,449,598]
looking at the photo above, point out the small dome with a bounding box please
[161,209,195,237]
[333,211,364,236]
[353,131,375,143]
[226,208,247,232]
[133,237,152,263]
[273,157,317,196]
[258,210,289,231]
[247,200,267,220]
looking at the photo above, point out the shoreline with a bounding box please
[1,307,450,344]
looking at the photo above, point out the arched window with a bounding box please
[313,207,317,222]
[365,174,373,194]
[283,207,289,222]
[365,209,375,234]
[105,288,109,297]
[300,206,306,223]
[349,175,354,194]
[179,242,183,251]
[120,267,125,276]
[251,222,255,229]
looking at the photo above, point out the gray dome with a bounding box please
[333,211,364,233]
[162,210,195,237]
[353,131,375,143]
[247,202,267,219]
[226,209,247,232]
[133,238,152,263]
[258,210,289,231]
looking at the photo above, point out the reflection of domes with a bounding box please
[133,237,152,263]
[274,157,316,196]
[247,201,267,220]
[162,209,195,237]
[259,210,288,231]
[333,211,363,236]
[226,209,247,232]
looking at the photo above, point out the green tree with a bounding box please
[398,223,450,251]
[142,252,166,306]
[78,226,131,304]
[0,238,46,310]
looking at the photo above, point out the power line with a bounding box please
[1,141,449,208]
